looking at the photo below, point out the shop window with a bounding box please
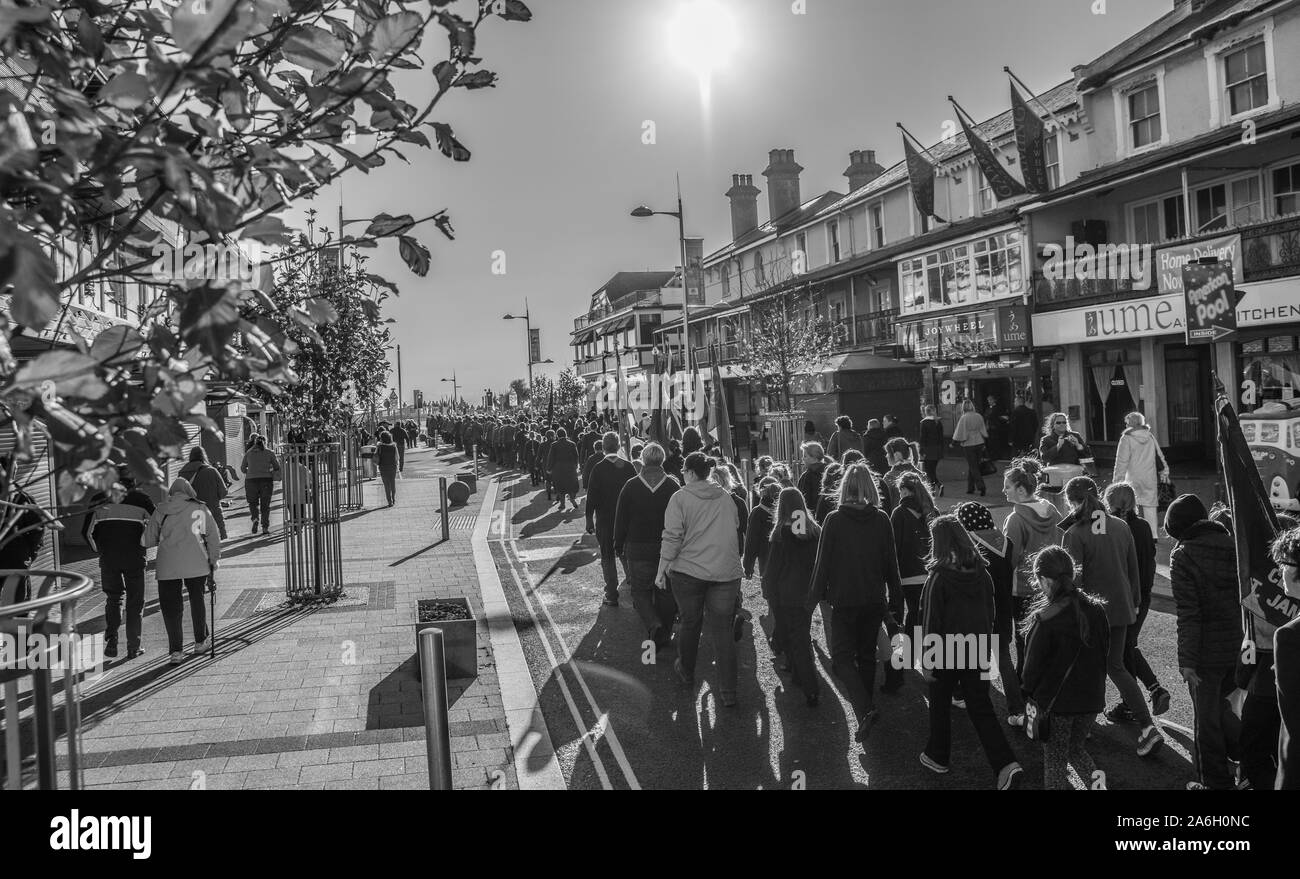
[897,230,1022,316]
[1241,343,1300,409]
[1085,345,1141,443]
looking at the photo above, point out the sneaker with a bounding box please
[601,596,619,608]
[951,697,966,709]
[1105,702,1137,724]
[1150,685,1171,717]
[127,646,145,659]
[168,651,185,665]
[854,707,879,742]
[997,761,1024,790]
[193,637,211,654]
[103,640,119,659]
[1137,724,1165,757]
[919,752,950,774]
[651,626,672,653]
[732,615,751,642]
[251,522,259,535]
[1007,713,1025,728]
[1185,780,1207,791]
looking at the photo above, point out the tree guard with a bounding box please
[282,444,344,603]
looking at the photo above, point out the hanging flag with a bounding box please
[649,349,668,445]
[901,132,944,223]
[1216,395,1300,636]
[952,99,1027,200]
[547,387,554,425]
[710,343,734,460]
[1010,79,1051,194]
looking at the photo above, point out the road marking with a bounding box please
[498,475,642,790]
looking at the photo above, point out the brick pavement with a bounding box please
[48,446,523,790]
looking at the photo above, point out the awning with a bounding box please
[572,328,594,345]
[815,352,922,373]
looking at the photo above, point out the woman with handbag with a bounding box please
[1020,545,1111,789]
[1111,412,1166,538]
[951,399,989,497]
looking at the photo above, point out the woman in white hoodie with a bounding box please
[1112,411,1168,536]
[144,478,222,664]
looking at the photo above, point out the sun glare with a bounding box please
[666,0,739,82]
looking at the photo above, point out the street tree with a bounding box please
[508,377,530,404]
[735,293,839,410]
[0,1,530,553]
[555,367,584,411]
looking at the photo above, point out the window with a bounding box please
[1045,134,1061,189]
[794,231,807,271]
[1194,177,1263,233]
[1225,41,1269,116]
[1131,194,1185,245]
[721,267,730,299]
[871,205,885,248]
[1196,184,1228,233]
[1232,177,1263,225]
[1274,162,1300,216]
[897,229,1023,316]
[754,249,765,286]
[1128,83,1162,148]
[978,173,995,213]
[828,221,841,262]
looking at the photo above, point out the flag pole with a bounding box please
[1004,66,1078,140]
[896,121,945,162]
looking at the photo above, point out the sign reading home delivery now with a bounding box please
[1182,259,1238,344]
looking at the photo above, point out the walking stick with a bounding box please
[208,565,216,658]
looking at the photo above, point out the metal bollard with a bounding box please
[419,628,455,790]
[439,477,450,541]
[472,443,478,476]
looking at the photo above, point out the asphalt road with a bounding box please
[485,462,1203,790]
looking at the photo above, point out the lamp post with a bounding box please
[631,189,692,380]
[503,300,555,392]
[441,372,460,408]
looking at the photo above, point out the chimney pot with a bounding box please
[762,148,804,222]
[725,171,762,240]
[844,147,885,192]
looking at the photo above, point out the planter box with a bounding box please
[414,597,477,681]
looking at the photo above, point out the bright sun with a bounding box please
[666,0,740,81]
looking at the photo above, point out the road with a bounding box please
[484,460,1203,790]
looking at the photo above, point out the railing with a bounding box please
[1,569,96,790]
[1242,214,1300,281]
[1031,271,1141,310]
[573,291,665,330]
[854,307,899,346]
[282,444,344,603]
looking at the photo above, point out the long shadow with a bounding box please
[512,491,556,526]
[388,539,449,567]
[363,659,470,730]
[518,508,579,539]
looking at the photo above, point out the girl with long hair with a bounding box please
[764,486,823,706]
[889,471,937,693]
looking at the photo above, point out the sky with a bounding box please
[311,0,1174,405]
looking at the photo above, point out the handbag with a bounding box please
[979,456,998,477]
[1157,470,1176,510]
[1024,647,1080,742]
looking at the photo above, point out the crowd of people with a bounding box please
[457,403,1299,791]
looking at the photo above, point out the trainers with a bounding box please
[103,640,119,659]
[1007,713,1025,728]
[719,692,738,709]
[193,637,211,654]
[168,651,185,665]
[1137,724,1165,757]
[919,752,950,774]
[251,522,259,535]
[1150,685,1171,717]
[854,707,879,742]
[1105,702,1137,724]
[1186,780,1207,791]
[951,697,967,709]
[127,646,145,659]
[997,761,1024,790]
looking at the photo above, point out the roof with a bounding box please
[588,271,676,312]
[817,352,923,374]
[1074,0,1283,91]
[705,190,844,262]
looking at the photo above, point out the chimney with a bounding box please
[762,149,803,222]
[843,149,885,192]
[725,173,761,240]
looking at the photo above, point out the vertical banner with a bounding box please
[902,135,941,222]
[684,237,705,305]
[529,328,541,364]
[1009,80,1050,194]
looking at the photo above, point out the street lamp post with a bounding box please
[441,372,460,408]
[631,189,692,380]
[504,300,554,399]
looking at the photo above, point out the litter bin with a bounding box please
[456,471,477,494]
[360,444,376,479]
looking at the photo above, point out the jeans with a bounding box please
[829,604,886,720]
[774,604,818,699]
[624,549,675,637]
[380,468,397,505]
[1189,666,1239,790]
[994,618,1025,715]
[100,560,145,650]
[1106,624,1154,727]
[922,459,941,492]
[1124,592,1159,690]
[1240,657,1279,790]
[158,576,209,654]
[206,501,227,540]
[396,443,406,472]
[925,670,1017,775]
[246,477,274,528]
[1043,713,1099,790]
[595,518,619,601]
[670,573,740,698]
[962,444,986,494]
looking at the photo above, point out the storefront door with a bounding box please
[1164,345,1213,462]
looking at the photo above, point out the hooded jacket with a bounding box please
[178,460,228,511]
[809,503,901,615]
[1003,500,1063,597]
[743,500,775,579]
[797,460,826,515]
[880,461,923,514]
[241,446,281,480]
[971,530,1015,631]
[1020,595,1112,715]
[1060,506,1141,627]
[920,564,997,670]
[826,428,864,459]
[143,479,222,581]
[890,497,933,585]
[659,479,743,583]
[1113,426,1165,508]
[763,519,821,606]
[1170,519,1243,669]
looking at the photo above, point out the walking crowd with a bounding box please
[444,401,1300,791]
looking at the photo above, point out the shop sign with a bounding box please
[1182,259,1238,344]
[1155,234,1242,294]
[897,305,1026,360]
[996,304,1030,349]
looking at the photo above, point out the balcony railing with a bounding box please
[1031,272,1141,310]
[1242,214,1300,281]
[854,307,898,346]
[573,291,665,330]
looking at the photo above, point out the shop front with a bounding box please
[1230,276,1300,413]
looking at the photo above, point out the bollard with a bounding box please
[419,628,455,790]
[472,443,478,476]
[439,477,450,541]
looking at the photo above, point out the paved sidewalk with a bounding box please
[49,446,527,790]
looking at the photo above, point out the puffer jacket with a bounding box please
[1170,519,1243,670]
[143,479,222,581]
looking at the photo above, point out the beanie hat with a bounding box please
[955,501,996,533]
[1163,493,1208,541]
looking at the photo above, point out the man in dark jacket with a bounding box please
[84,477,155,658]
[390,421,408,473]
[1009,395,1038,456]
[585,433,637,607]
[826,416,864,460]
[1166,494,1244,790]
[862,419,888,474]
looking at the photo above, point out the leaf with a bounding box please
[398,236,430,277]
[497,0,532,22]
[366,11,422,62]
[240,215,292,245]
[99,72,151,110]
[116,428,165,488]
[434,214,455,241]
[170,0,253,57]
[455,70,497,90]
[77,12,104,58]
[437,11,475,60]
[90,325,146,367]
[281,25,346,71]
[427,122,470,161]
[12,350,106,399]
[147,413,190,456]
[432,60,457,92]
[0,233,59,328]
[304,298,338,325]
[0,2,52,42]
[178,286,241,360]
[363,213,414,238]
[365,273,399,296]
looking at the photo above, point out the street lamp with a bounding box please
[441,372,460,407]
[503,299,552,390]
[631,193,693,380]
